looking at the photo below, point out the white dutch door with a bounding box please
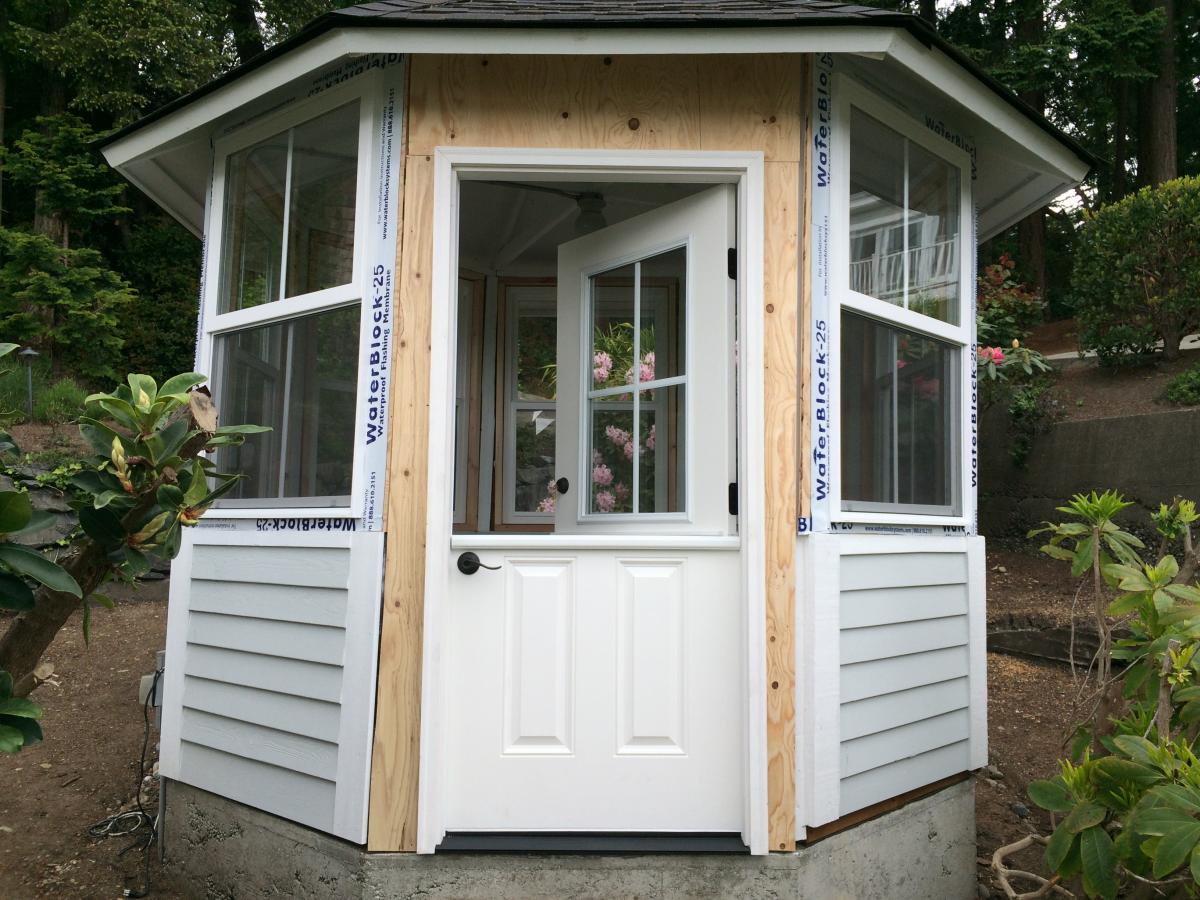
[445,185,743,834]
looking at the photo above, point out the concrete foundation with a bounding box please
[162,778,977,899]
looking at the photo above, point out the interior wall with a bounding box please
[369,53,806,853]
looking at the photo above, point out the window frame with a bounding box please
[197,74,384,517]
[829,77,975,527]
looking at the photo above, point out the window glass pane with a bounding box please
[514,409,557,513]
[592,265,635,391]
[219,133,288,312]
[218,304,361,501]
[286,101,360,298]
[639,247,685,382]
[638,384,684,513]
[849,108,961,325]
[907,141,959,323]
[849,110,906,306]
[841,311,956,511]
[515,305,556,401]
[589,395,635,514]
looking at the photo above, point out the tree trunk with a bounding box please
[0,0,8,228]
[32,2,68,246]
[1111,80,1131,200]
[228,0,265,64]
[919,0,937,25]
[1014,0,1047,298]
[1137,0,1178,185]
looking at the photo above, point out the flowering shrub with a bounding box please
[977,253,1046,347]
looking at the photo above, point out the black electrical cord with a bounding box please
[88,667,162,898]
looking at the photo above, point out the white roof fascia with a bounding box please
[347,23,897,56]
[101,25,896,172]
[883,30,1090,185]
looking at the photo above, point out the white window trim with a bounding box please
[197,72,386,519]
[829,76,976,528]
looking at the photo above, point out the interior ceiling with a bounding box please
[458,180,707,273]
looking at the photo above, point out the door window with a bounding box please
[586,248,686,516]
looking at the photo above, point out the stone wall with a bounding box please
[979,405,1200,537]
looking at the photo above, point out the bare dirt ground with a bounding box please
[976,546,1098,897]
[0,581,177,900]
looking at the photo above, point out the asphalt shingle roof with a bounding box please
[332,0,907,26]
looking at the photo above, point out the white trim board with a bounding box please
[418,147,768,856]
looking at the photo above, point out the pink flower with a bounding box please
[592,464,613,486]
[605,424,630,447]
[977,346,1005,365]
[991,348,1005,364]
[592,351,613,384]
[595,490,616,512]
[645,424,656,451]
[592,449,603,467]
[641,352,655,383]
[896,358,907,369]
[623,441,635,460]
[537,495,556,513]
[614,482,630,500]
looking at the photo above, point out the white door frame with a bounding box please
[417,147,768,855]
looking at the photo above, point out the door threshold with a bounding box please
[437,832,748,854]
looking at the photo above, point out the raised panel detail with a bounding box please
[616,559,686,755]
[503,559,575,755]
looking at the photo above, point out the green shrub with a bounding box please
[1073,176,1200,365]
[33,378,86,424]
[1163,364,1200,406]
[0,359,56,425]
[977,254,1045,347]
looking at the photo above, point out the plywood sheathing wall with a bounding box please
[368,53,806,853]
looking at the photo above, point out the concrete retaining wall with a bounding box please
[162,779,977,900]
[979,405,1200,537]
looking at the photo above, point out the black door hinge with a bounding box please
[727,247,737,280]
[728,482,738,516]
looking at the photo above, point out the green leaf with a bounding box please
[1029,778,1075,813]
[79,506,124,549]
[0,671,11,700]
[91,593,115,610]
[0,723,25,753]
[1151,820,1200,878]
[1151,784,1200,814]
[212,423,271,436]
[0,697,41,719]
[2,715,41,748]
[127,374,158,410]
[1092,757,1162,803]
[1107,591,1147,616]
[8,509,57,538]
[1063,800,1107,834]
[0,544,81,596]
[1072,536,1096,577]
[81,599,91,646]
[0,573,35,611]
[1040,543,1076,562]
[1080,826,1118,900]
[1190,842,1200,885]
[0,343,19,359]
[93,489,127,509]
[1045,823,1078,871]
[158,372,206,399]
[1166,584,1200,604]
[0,491,32,533]
[157,484,185,510]
[1113,734,1157,764]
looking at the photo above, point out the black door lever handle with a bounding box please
[457,551,501,575]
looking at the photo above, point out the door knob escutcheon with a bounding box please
[457,551,501,575]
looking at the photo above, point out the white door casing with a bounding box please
[420,148,768,855]
[443,183,744,835]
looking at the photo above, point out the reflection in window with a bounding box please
[219,101,360,313]
[217,305,360,501]
[505,288,558,519]
[588,248,685,515]
[841,311,957,513]
[849,109,960,324]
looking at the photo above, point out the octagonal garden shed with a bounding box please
[100,2,1092,896]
